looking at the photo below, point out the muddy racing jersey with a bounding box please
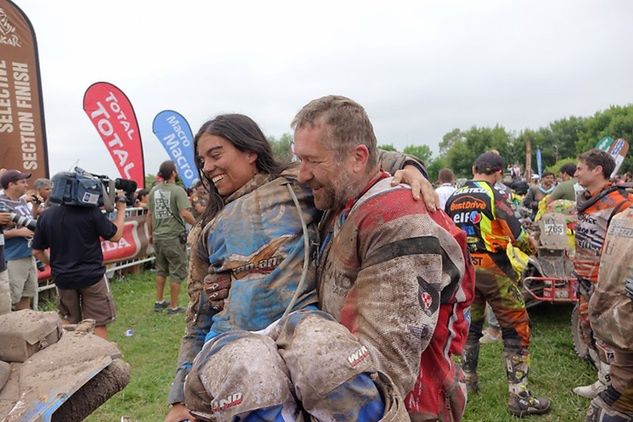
[317,172,470,399]
[575,184,633,284]
[201,168,320,340]
[591,207,633,351]
[445,180,527,256]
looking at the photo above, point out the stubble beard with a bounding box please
[313,166,359,211]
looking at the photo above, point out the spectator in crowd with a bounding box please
[511,163,522,180]
[189,181,208,220]
[572,149,633,399]
[31,178,52,217]
[148,161,196,315]
[523,171,555,218]
[32,172,127,339]
[0,212,13,315]
[446,152,550,417]
[0,170,37,311]
[183,96,471,421]
[546,163,581,204]
[436,167,456,210]
[586,206,633,421]
[135,189,149,208]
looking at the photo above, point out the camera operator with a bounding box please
[32,172,126,340]
[0,212,13,315]
[0,170,38,311]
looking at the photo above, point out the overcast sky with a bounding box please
[15,0,633,178]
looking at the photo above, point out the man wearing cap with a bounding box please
[445,152,551,417]
[0,170,37,310]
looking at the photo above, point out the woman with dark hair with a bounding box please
[166,114,320,421]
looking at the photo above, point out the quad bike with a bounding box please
[520,211,578,308]
[0,310,130,421]
[518,204,593,363]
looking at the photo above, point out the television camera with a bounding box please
[50,167,137,211]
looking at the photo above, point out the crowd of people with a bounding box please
[1,95,633,422]
[435,148,633,421]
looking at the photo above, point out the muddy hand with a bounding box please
[392,165,438,211]
[165,403,197,422]
[203,273,231,311]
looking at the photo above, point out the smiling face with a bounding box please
[293,122,358,211]
[197,134,258,197]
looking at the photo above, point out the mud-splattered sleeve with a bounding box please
[344,192,461,396]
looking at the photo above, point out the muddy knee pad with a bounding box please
[275,310,377,410]
[185,331,297,421]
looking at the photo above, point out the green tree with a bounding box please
[267,133,293,163]
[545,157,577,175]
[378,144,398,152]
[442,125,514,177]
[439,128,464,155]
[145,174,156,189]
[403,144,432,165]
[426,157,449,182]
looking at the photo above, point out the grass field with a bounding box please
[82,271,595,422]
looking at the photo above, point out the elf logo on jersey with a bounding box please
[453,211,481,225]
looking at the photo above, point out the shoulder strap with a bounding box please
[156,187,187,230]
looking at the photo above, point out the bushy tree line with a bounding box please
[266,104,633,182]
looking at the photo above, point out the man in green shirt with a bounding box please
[546,163,581,204]
[148,161,196,314]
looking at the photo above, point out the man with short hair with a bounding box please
[436,167,457,210]
[32,171,127,339]
[0,170,37,311]
[546,163,582,204]
[445,152,551,417]
[185,96,473,421]
[148,161,196,315]
[572,149,633,399]
[32,178,52,217]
